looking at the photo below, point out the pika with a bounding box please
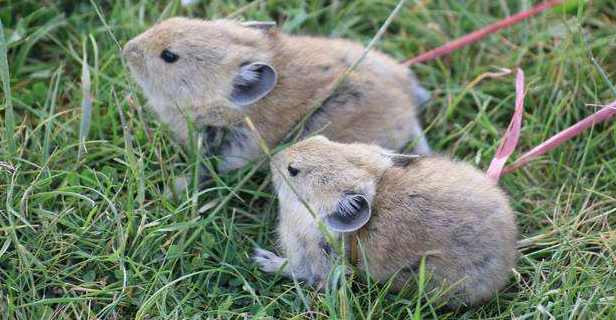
[254,136,517,307]
[123,18,430,173]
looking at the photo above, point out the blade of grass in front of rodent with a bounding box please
[246,0,441,303]
[244,116,343,259]
[89,0,174,201]
[281,0,417,145]
[253,0,415,262]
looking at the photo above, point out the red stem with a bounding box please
[403,0,571,66]
[503,102,616,174]
[486,69,525,182]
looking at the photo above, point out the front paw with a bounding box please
[253,247,287,274]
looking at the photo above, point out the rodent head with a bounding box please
[123,17,278,123]
[271,136,419,232]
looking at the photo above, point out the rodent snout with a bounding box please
[270,150,295,179]
[270,152,286,172]
[122,41,143,66]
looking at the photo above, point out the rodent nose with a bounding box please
[122,41,143,65]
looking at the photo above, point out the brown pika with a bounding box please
[254,136,517,307]
[123,18,430,173]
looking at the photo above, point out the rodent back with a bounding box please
[264,34,425,150]
[371,158,515,253]
[362,158,517,299]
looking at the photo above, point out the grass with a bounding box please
[1,0,615,318]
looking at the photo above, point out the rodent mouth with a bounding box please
[124,64,154,98]
[125,59,146,78]
[270,169,284,191]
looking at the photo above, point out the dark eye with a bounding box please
[160,49,179,63]
[287,165,300,177]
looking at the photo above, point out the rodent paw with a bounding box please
[253,247,287,274]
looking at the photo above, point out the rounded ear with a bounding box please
[323,194,371,233]
[229,62,277,107]
[306,135,330,143]
[385,153,421,167]
[240,21,277,30]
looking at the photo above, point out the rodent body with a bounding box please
[123,18,429,172]
[254,136,517,307]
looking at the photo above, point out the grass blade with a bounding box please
[42,65,63,162]
[135,270,207,320]
[0,15,15,154]
[77,37,92,162]
[282,0,409,144]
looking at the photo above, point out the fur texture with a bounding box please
[256,136,517,307]
[123,18,430,172]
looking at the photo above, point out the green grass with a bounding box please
[1,0,616,318]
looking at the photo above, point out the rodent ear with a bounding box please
[324,194,371,233]
[306,135,329,143]
[240,21,277,30]
[386,153,421,167]
[229,62,278,107]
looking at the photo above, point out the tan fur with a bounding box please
[254,136,517,307]
[123,17,429,172]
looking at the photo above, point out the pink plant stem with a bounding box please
[503,101,616,174]
[486,69,525,182]
[403,0,571,66]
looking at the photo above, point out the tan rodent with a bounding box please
[254,135,517,307]
[123,17,430,173]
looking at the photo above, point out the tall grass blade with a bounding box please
[42,66,63,162]
[0,16,15,154]
[78,38,92,162]
[283,0,409,144]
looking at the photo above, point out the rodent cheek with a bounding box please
[145,65,186,101]
[302,178,326,204]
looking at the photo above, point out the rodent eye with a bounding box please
[287,165,300,177]
[160,49,179,63]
